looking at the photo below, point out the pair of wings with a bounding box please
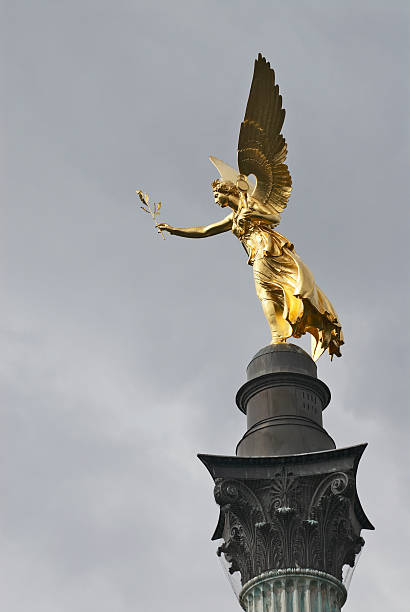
[212,54,292,217]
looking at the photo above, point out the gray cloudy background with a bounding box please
[3,1,410,610]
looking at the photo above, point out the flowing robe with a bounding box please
[232,213,343,360]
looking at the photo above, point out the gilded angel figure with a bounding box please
[156,54,343,360]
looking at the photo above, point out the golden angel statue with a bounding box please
[156,54,343,360]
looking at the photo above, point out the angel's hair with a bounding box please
[211,179,240,198]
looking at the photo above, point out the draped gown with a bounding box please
[232,210,343,360]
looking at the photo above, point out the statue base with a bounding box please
[235,343,335,456]
[198,343,374,609]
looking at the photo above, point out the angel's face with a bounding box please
[214,191,229,208]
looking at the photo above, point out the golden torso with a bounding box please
[231,207,293,265]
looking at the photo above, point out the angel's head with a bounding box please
[212,179,241,209]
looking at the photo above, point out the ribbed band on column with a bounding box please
[239,568,347,611]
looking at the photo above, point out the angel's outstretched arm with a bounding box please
[157,213,233,238]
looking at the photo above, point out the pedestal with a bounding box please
[236,344,334,456]
[199,344,373,610]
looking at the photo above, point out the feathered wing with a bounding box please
[238,54,292,215]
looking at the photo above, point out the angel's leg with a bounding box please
[253,257,293,343]
[259,298,292,343]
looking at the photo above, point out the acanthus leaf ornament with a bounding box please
[212,468,367,586]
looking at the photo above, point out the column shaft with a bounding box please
[240,571,346,612]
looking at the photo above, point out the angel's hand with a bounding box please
[156,222,175,234]
[236,208,256,225]
[239,208,254,219]
[238,209,280,227]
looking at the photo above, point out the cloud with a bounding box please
[3,1,409,610]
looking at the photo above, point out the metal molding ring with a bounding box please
[236,372,331,414]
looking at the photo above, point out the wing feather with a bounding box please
[238,54,292,215]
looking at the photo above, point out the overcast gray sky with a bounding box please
[2,1,410,610]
